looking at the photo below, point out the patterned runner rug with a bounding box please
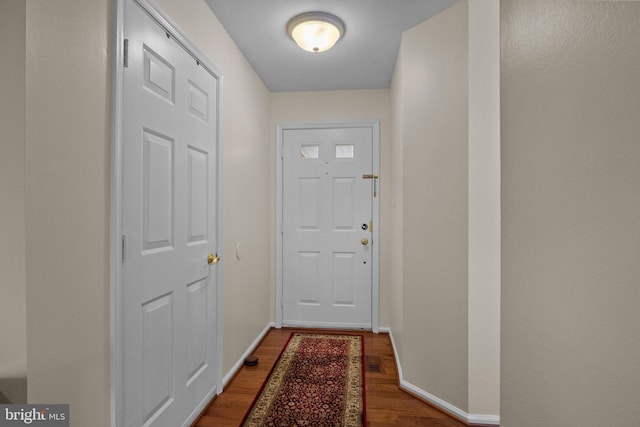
[242,333,365,427]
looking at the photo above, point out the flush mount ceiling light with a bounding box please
[287,12,346,53]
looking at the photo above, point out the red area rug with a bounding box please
[242,333,365,427]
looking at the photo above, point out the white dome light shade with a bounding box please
[287,12,345,53]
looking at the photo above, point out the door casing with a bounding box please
[275,121,380,332]
[110,1,224,425]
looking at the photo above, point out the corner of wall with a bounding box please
[389,0,500,422]
[388,37,405,368]
[467,0,501,419]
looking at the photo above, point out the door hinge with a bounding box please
[123,39,129,68]
[121,235,127,261]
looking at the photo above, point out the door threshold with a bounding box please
[280,324,372,332]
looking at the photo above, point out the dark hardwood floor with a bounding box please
[193,328,465,426]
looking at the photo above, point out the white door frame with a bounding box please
[110,1,224,425]
[275,120,380,332]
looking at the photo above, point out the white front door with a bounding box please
[282,127,374,329]
[121,1,219,425]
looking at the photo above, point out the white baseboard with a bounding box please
[400,379,470,421]
[223,322,274,388]
[384,327,404,381]
[386,329,500,426]
[468,414,501,425]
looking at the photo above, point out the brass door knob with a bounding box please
[207,253,220,265]
[361,238,369,246]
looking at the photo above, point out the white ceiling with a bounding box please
[205,0,461,92]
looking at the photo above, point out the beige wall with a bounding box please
[155,0,271,381]
[396,1,470,411]
[25,0,112,424]
[468,0,500,418]
[501,1,640,426]
[389,45,405,367]
[0,0,27,405]
[390,3,501,419]
[269,90,391,327]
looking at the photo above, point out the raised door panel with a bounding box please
[296,251,321,305]
[187,147,208,245]
[186,279,208,385]
[141,293,175,424]
[298,178,321,230]
[143,45,175,104]
[332,252,356,306]
[187,80,208,123]
[143,130,174,253]
[332,177,355,231]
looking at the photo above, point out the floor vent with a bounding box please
[365,356,382,373]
